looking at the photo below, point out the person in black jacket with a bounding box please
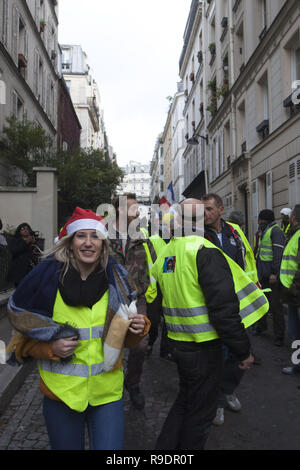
[7,223,39,287]
[154,199,254,450]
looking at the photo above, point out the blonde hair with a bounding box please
[43,232,109,281]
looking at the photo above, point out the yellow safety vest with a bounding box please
[38,290,123,412]
[280,230,300,288]
[151,236,268,343]
[227,222,259,284]
[257,224,281,262]
[140,228,167,304]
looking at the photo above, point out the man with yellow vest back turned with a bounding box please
[151,199,268,450]
[255,209,286,345]
[280,205,300,375]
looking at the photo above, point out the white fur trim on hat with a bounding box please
[66,219,108,238]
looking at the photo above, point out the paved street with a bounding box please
[1,321,300,451]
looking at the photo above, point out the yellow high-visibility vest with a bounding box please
[38,290,123,412]
[151,236,268,343]
[280,230,300,288]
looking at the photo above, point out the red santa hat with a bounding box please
[58,207,108,241]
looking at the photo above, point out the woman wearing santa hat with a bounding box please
[7,207,150,450]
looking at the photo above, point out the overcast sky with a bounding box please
[58,0,191,167]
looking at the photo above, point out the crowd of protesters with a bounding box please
[3,196,300,450]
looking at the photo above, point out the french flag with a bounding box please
[160,182,175,207]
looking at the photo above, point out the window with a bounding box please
[262,80,269,120]
[62,48,71,70]
[282,31,300,114]
[39,58,45,107]
[209,15,216,67]
[292,46,300,86]
[237,101,246,154]
[34,50,45,105]
[209,146,213,183]
[256,72,269,139]
[12,90,24,120]
[224,120,231,168]
[215,137,219,179]
[235,20,244,77]
[266,171,272,210]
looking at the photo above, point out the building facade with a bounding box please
[178,0,300,241]
[171,82,185,202]
[117,160,151,205]
[56,44,81,150]
[150,134,164,204]
[0,0,59,184]
[162,104,173,194]
[61,44,107,151]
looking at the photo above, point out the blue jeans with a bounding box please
[43,396,124,450]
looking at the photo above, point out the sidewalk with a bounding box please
[0,289,36,416]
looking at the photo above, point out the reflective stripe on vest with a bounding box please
[280,230,300,288]
[152,236,268,343]
[38,290,123,412]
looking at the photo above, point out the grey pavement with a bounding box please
[0,289,36,418]
[1,314,300,450]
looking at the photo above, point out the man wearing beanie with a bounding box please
[255,209,286,345]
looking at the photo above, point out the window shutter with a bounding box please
[12,90,17,116]
[209,146,213,183]
[252,179,259,235]
[220,131,224,174]
[215,137,219,178]
[24,29,28,59]
[12,6,19,64]
[33,50,39,96]
[46,75,51,116]
[35,0,39,25]
[266,170,272,209]
[289,157,300,206]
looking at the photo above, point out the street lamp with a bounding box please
[187,133,208,145]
